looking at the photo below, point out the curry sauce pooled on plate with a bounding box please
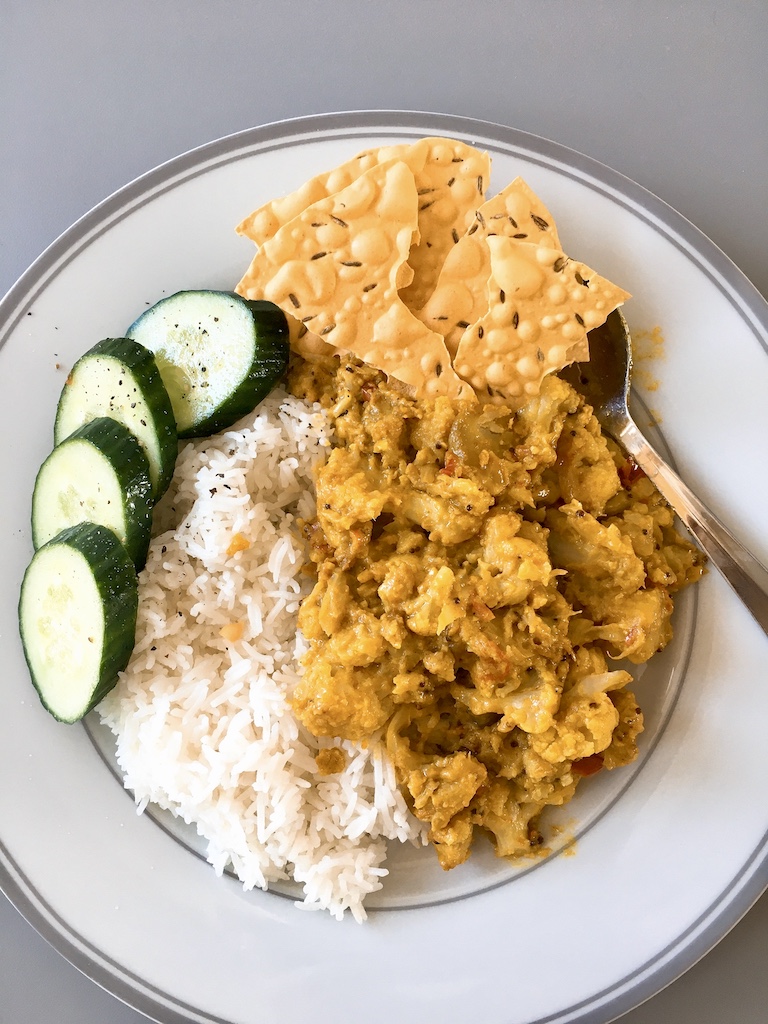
[236,135,705,871]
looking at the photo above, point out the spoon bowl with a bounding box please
[561,309,633,438]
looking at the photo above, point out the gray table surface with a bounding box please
[2,2,766,1022]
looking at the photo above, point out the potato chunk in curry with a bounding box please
[289,356,704,870]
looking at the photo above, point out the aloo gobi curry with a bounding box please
[290,355,704,869]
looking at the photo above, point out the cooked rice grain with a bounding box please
[98,389,424,922]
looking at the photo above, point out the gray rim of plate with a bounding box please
[0,109,766,1024]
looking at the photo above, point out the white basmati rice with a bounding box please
[98,388,425,922]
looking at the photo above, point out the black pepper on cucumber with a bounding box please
[18,522,139,723]
[54,337,178,500]
[126,291,289,437]
[32,417,153,569]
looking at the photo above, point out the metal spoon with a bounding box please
[561,309,768,636]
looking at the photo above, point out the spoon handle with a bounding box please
[616,419,768,636]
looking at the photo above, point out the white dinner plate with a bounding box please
[1,111,766,1024]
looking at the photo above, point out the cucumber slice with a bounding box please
[32,417,153,569]
[18,522,138,723]
[126,291,289,437]
[54,338,177,500]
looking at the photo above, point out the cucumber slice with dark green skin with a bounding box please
[126,291,289,437]
[18,522,138,723]
[32,417,153,569]
[54,338,177,500]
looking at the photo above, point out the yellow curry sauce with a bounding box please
[289,355,704,870]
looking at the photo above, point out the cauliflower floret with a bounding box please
[528,667,632,764]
